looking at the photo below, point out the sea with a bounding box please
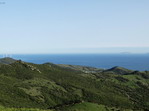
[1,54,149,71]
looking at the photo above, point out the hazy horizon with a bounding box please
[0,0,149,54]
[1,47,149,55]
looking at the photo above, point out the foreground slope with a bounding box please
[0,58,149,110]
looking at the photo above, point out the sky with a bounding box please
[0,0,149,54]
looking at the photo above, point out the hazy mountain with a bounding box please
[105,66,133,75]
[0,57,16,64]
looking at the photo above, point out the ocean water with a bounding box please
[1,54,149,71]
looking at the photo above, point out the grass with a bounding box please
[0,58,149,110]
[57,102,107,111]
[0,106,53,111]
[56,102,133,111]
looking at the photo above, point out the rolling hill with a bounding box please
[0,57,148,111]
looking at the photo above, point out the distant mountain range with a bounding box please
[0,57,149,111]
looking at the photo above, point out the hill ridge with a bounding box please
[0,57,149,110]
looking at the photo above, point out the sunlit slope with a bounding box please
[0,58,148,110]
[0,106,53,111]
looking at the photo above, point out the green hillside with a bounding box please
[0,57,16,64]
[0,58,149,111]
[0,106,53,111]
[56,102,133,111]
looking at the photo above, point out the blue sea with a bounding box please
[1,54,149,71]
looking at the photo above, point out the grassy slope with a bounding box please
[0,106,53,111]
[0,57,16,64]
[0,60,148,110]
[57,102,133,111]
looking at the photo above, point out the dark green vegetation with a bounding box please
[0,58,149,111]
[0,57,16,64]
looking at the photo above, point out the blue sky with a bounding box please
[0,0,149,54]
